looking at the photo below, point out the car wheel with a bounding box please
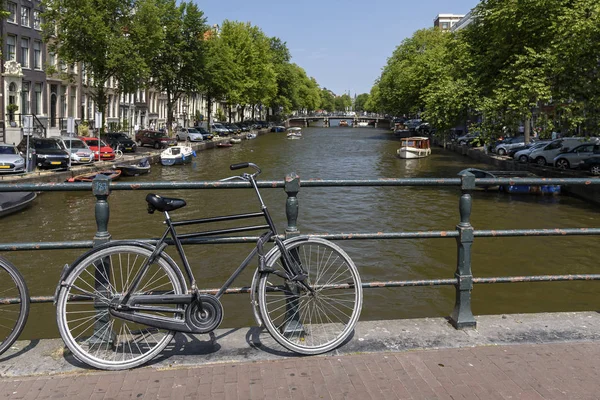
[590,165,600,176]
[535,157,547,166]
[497,148,506,156]
[519,155,528,163]
[176,135,181,141]
[555,159,570,169]
[186,137,191,142]
[137,140,142,147]
[154,142,160,149]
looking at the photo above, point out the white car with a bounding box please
[176,128,204,142]
[55,136,94,164]
[513,141,550,163]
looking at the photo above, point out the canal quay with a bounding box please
[0,126,599,397]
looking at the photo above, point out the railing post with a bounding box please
[89,174,116,347]
[284,172,300,239]
[450,171,477,329]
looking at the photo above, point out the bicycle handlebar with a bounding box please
[230,162,261,176]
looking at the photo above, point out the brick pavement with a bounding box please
[1,341,599,400]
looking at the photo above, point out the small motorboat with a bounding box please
[287,127,302,139]
[0,192,37,218]
[339,120,349,127]
[217,142,233,148]
[160,145,195,166]
[355,121,369,127]
[114,158,151,177]
[230,137,242,144]
[67,169,122,182]
[397,137,431,159]
[246,132,257,140]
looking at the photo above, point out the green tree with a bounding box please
[149,0,208,134]
[41,0,161,133]
[354,93,369,112]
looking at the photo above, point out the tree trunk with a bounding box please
[228,104,232,123]
[206,96,212,132]
[524,116,531,144]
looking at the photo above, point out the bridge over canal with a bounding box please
[286,115,394,128]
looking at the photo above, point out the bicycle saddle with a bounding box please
[145,194,186,213]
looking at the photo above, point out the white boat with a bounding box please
[246,132,257,140]
[355,121,369,127]
[397,137,431,159]
[287,127,302,139]
[230,137,242,144]
[160,145,195,166]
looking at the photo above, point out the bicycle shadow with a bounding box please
[0,339,40,363]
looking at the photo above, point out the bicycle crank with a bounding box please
[185,294,224,334]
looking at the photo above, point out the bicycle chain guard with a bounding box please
[185,294,224,334]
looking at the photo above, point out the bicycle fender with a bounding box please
[53,240,187,305]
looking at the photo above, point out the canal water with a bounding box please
[2,126,599,339]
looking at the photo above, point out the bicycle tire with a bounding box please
[0,257,29,356]
[56,244,185,370]
[114,150,123,160]
[258,237,362,354]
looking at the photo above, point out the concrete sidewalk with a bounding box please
[1,312,600,398]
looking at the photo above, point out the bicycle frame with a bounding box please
[109,173,304,333]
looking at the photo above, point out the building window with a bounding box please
[49,52,56,67]
[34,83,42,115]
[6,35,16,61]
[33,41,42,69]
[21,38,29,68]
[441,22,449,30]
[21,82,30,115]
[7,2,16,23]
[21,6,30,27]
[33,10,41,30]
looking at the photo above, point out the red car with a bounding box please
[79,136,115,161]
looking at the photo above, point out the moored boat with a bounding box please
[355,121,369,127]
[160,145,195,166]
[114,158,151,177]
[0,192,37,218]
[339,120,349,127]
[67,169,122,182]
[287,127,302,139]
[246,132,257,140]
[397,137,431,159]
[217,142,233,148]
[230,137,242,144]
[271,126,286,132]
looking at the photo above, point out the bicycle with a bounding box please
[113,143,124,160]
[0,256,30,356]
[55,163,363,370]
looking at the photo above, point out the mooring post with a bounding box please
[89,174,116,346]
[450,171,477,329]
[284,172,300,239]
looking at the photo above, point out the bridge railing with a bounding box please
[1,172,599,329]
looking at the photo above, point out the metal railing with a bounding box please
[1,171,599,329]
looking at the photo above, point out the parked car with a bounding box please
[210,123,230,136]
[528,138,588,166]
[79,136,116,161]
[578,156,600,176]
[105,132,137,153]
[17,137,70,170]
[192,126,214,140]
[135,130,177,149]
[494,136,526,155]
[175,127,204,142]
[55,136,94,165]
[0,143,26,173]
[513,141,551,163]
[455,132,480,146]
[552,142,600,169]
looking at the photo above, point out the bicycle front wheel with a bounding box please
[56,244,185,370]
[0,257,29,356]
[258,237,362,354]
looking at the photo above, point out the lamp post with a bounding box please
[182,98,188,128]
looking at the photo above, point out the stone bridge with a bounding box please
[285,115,393,128]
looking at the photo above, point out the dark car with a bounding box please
[579,156,600,176]
[135,130,177,149]
[17,137,70,170]
[192,126,214,141]
[105,132,137,153]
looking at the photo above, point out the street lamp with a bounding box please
[182,98,188,128]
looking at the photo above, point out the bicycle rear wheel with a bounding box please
[56,244,185,370]
[0,257,29,356]
[258,237,362,354]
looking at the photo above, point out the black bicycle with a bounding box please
[0,256,30,356]
[55,163,363,370]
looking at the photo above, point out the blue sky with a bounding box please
[194,0,479,97]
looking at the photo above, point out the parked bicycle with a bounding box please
[55,163,363,370]
[0,256,30,356]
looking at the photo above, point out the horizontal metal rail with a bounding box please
[0,171,598,330]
